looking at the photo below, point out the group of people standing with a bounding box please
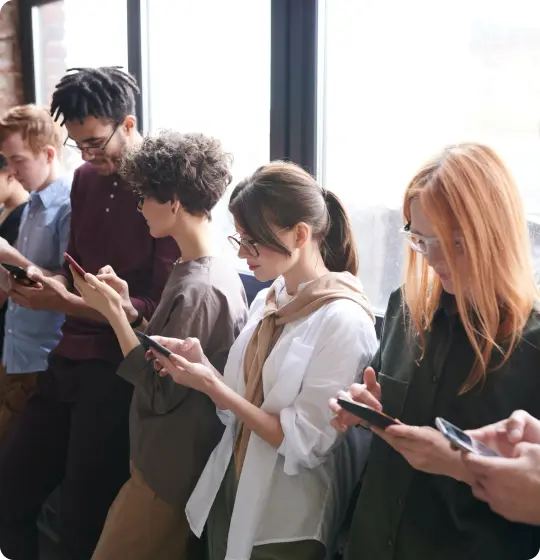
[0,65,536,560]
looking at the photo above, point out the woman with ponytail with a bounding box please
[148,161,377,559]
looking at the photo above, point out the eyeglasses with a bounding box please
[64,124,119,155]
[399,225,464,256]
[136,196,145,212]
[227,227,291,258]
[228,234,259,257]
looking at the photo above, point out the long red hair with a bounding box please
[403,143,538,392]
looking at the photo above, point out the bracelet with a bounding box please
[129,310,144,329]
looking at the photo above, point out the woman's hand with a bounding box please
[329,367,382,432]
[72,268,124,321]
[150,350,228,407]
[144,337,207,374]
[96,265,138,322]
[465,410,540,458]
[376,424,466,481]
[463,442,540,525]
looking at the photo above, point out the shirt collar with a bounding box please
[30,176,69,209]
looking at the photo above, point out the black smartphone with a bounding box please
[337,398,399,429]
[435,417,501,457]
[1,263,38,286]
[135,330,172,358]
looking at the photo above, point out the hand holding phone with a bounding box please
[336,398,399,429]
[1,263,38,286]
[435,417,501,457]
[135,331,172,358]
[64,252,86,277]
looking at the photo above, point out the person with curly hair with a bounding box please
[0,67,179,560]
[73,130,248,560]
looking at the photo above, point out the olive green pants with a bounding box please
[206,460,326,560]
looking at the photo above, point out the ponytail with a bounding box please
[321,190,359,276]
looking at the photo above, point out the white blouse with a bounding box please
[186,276,378,560]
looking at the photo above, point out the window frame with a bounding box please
[18,0,384,336]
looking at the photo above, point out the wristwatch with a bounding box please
[129,309,144,329]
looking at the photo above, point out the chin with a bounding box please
[91,161,116,176]
[441,280,455,295]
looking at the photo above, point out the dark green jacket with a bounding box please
[345,288,540,560]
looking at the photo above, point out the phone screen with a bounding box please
[435,417,500,457]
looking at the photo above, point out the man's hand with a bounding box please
[10,267,70,312]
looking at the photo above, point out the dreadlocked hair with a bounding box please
[50,66,140,126]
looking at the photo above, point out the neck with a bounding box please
[283,251,329,295]
[172,216,214,262]
[36,160,60,192]
[3,184,29,211]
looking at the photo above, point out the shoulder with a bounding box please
[174,258,246,308]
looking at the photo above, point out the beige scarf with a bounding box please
[233,271,374,477]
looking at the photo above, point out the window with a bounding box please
[318,0,540,313]
[146,0,271,269]
[31,0,128,171]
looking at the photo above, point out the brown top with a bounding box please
[117,256,248,513]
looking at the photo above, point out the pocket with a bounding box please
[378,372,409,420]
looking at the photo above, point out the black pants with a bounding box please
[0,354,133,560]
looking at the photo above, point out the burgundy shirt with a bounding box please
[53,162,179,364]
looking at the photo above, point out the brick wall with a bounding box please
[0,0,23,113]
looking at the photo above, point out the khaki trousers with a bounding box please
[0,364,38,444]
[92,463,200,560]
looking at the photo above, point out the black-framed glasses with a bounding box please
[228,234,259,257]
[64,124,120,155]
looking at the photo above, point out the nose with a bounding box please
[424,243,446,267]
[81,150,95,162]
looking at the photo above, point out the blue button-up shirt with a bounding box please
[3,176,72,374]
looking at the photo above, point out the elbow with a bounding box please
[278,408,335,475]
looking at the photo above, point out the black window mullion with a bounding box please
[270,0,318,174]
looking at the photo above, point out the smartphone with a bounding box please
[435,417,501,457]
[1,263,38,286]
[135,330,172,358]
[64,252,86,277]
[337,398,399,429]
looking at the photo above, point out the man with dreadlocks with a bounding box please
[0,67,179,560]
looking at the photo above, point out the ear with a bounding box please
[294,222,310,249]
[170,200,181,216]
[45,146,56,164]
[123,115,137,136]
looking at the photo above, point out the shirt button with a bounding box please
[29,214,33,219]
[7,329,12,334]
[23,237,27,242]
[105,208,110,213]
[110,194,115,199]
[387,538,394,547]
[432,375,439,383]
[113,181,118,187]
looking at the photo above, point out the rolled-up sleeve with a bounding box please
[277,302,378,475]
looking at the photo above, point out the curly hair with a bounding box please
[51,66,140,125]
[119,130,233,217]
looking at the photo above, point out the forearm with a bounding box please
[207,377,284,449]
[2,246,56,277]
[109,311,142,357]
[60,290,108,322]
